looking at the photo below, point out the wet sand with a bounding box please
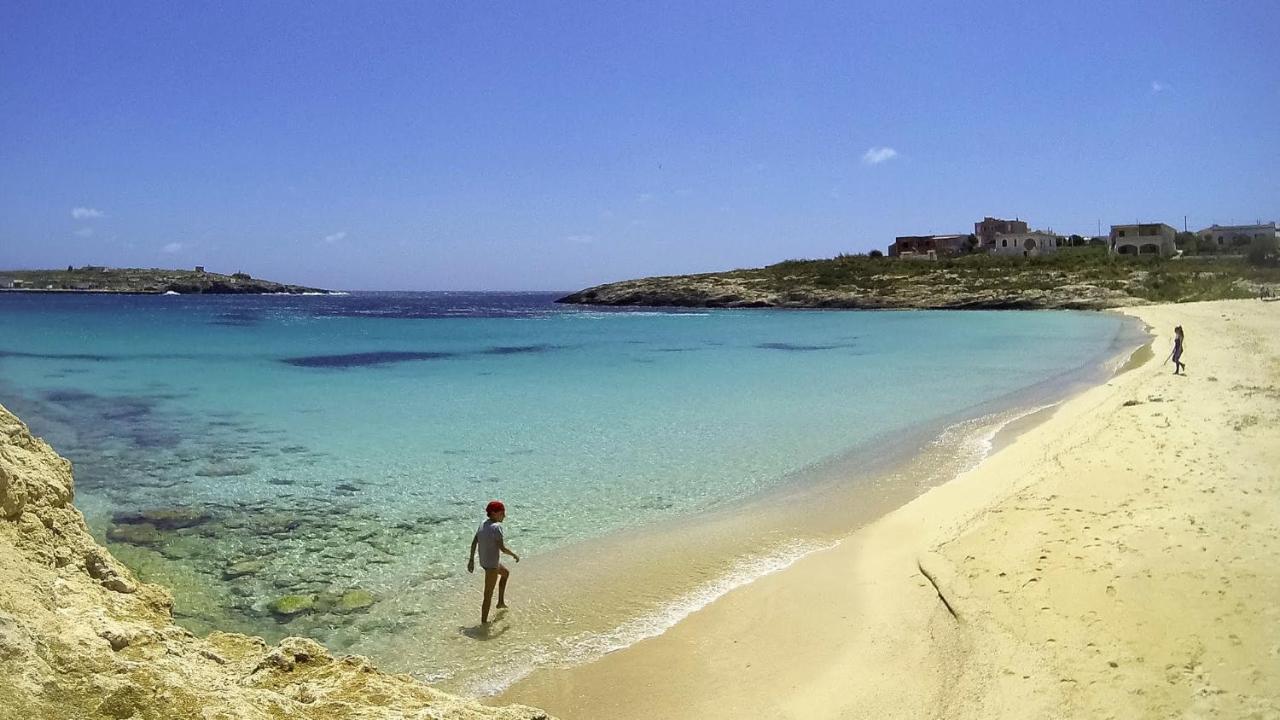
[351,318,1142,694]
[497,300,1280,719]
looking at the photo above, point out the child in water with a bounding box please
[467,500,520,623]
[1171,325,1186,375]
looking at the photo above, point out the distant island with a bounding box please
[0,267,330,295]
[559,249,1280,311]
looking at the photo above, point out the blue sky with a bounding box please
[2,1,1277,290]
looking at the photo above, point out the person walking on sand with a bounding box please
[467,500,519,624]
[1170,325,1186,375]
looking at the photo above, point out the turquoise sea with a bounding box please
[0,291,1140,693]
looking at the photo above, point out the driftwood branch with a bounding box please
[917,559,960,622]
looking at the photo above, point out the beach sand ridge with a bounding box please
[499,299,1280,719]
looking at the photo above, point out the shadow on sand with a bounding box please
[460,611,509,640]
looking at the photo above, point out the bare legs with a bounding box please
[481,565,511,623]
[496,566,509,609]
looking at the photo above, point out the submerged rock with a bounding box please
[223,558,267,579]
[334,589,376,613]
[268,594,316,618]
[0,402,555,719]
[113,506,212,530]
[106,523,163,547]
[144,507,213,529]
[255,512,302,536]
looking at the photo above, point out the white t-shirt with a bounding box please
[476,520,503,569]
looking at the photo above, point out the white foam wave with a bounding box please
[925,402,1059,485]
[262,291,342,296]
[464,538,833,696]
[568,311,712,320]
[457,406,1060,696]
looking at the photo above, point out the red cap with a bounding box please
[485,500,505,516]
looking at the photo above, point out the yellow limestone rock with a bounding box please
[0,403,552,720]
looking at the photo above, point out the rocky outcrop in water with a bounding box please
[0,403,550,720]
[0,267,329,294]
[559,273,1137,310]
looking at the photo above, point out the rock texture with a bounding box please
[0,403,550,720]
[559,254,1276,310]
[0,268,328,294]
[560,274,1136,309]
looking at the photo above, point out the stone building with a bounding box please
[1195,222,1278,250]
[1110,223,1178,256]
[975,217,1029,248]
[888,234,971,258]
[990,231,1060,257]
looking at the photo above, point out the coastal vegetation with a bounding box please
[559,248,1280,310]
[0,267,328,294]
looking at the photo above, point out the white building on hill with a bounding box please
[990,231,1060,257]
[1110,223,1177,256]
[1196,222,1277,250]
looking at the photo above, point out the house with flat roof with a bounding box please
[1110,223,1177,256]
[990,231,1060,257]
[888,234,971,259]
[1196,222,1277,250]
[975,216,1028,249]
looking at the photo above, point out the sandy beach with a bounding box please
[499,299,1280,719]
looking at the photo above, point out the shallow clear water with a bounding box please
[0,291,1133,690]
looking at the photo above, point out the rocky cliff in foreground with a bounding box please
[560,252,1278,310]
[0,404,549,720]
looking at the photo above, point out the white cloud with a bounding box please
[74,227,94,238]
[1150,80,1168,94]
[161,242,183,254]
[862,147,899,165]
[636,193,655,203]
[323,231,347,244]
[566,234,596,244]
[71,207,104,219]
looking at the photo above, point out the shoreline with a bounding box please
[0,296,1138,699]
[347,313,1143,696]
[0,299,1141,696]
[496,299,1280,718]
[0,401,554,719]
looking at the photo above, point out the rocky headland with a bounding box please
[559,252,1280,310]
[0,267,329,294]
[0,403,550,720]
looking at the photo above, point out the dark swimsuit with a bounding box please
[1173,337,1183,362]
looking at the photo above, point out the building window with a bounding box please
[1118,230,1126,237]
[1001,239,1007,247]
